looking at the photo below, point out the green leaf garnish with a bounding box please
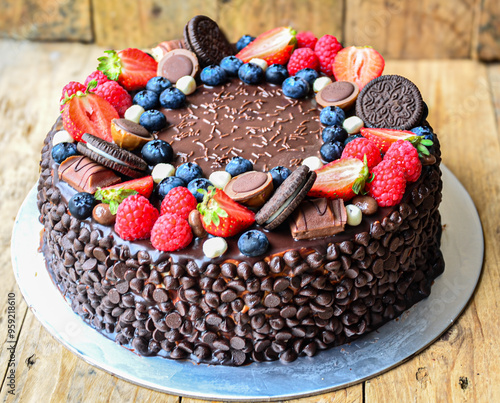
[94,188,138,215]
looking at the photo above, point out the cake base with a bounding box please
[13,166,483,400]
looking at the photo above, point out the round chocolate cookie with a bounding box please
[77,133,148,178]
[355,75,424,130]
[255,165,316,230]
[183,15,234,67]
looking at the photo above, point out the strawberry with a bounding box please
[62,80,119,142]
[97,48,158,91]
[307,157,370,201]
[360,128,417,154]
[197,187,255,237]
[333,46,385,90]
[235,27,297,65]
[97,176,154,202]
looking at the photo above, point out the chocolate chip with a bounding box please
[165,313,182,329]
[220,262,237,278]
[237,262,252,280]
[206,313,223,326]
[153,288,169,303]
[212,278,227,292]
[253,261,269,277]
[269,256,284,274]
[221,289,237,303]
[130,278,143,293]
[205,291,220,308]
[280,306,297,318]
[273,278,290,292]
[283,250,302,268]
[108,289,121,304]
[264,293,280,308]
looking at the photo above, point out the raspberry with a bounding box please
[115,194,159,240]
[287,48,320,76]
[366,160,407,207]
[314,35,343,76]
[94,80,133,117]
[151,213,193,252]
[84,70,111,88]
[296,31,318,49]
[341,137,382,169]
[160,186,198,220]
[384,140,422,182]
[60,81,86,111]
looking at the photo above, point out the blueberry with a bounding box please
[225,157,253,177]
[51,142,78,164]
[146,76,172,94]
[133,90,159,110]
[344,134,364,146]
[157,176,186,199]
[236,35,256,51]
[139,110,167,132]
[322,125,348,143]
[238,63,264,85]
[320,106,346,126]
[175,162,203,184]
[200,65,227,86]
[238,230,269,257]
[269,166,291,188]
[141,139,173,165]
[320,141,344,162]
[411,126,434,140]
[295,68,319,86]
[265,64,289,85]
[282,76,310,98]
[68,192,95,220]
[187,178,213,202]
[159,87,186,109]
[220,56,243,77]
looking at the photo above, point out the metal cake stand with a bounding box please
[11,165,484,401]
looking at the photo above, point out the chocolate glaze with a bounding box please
[158,81,322,174]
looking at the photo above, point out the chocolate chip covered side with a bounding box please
[37,118,444,365]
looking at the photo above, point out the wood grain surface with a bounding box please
[1,0,499,60]
[1,40,500,402]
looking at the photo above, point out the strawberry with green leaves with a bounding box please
[197,187,255,237]
[360,127,433,155]
[98,48,158,91]
[94,187,138,215]
[307,157,371,201]
[236,27,297,65]
[62,80,119,142]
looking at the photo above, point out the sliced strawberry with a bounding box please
[100,176,154,199]
[236,27,297,65]
[333,46,385,90]
[360,128,416,154]
[62,85,119,142]
[197,187,255,238]
[98,48,158,91]
[308,157,370,201]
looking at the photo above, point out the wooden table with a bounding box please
[1,40,499,402]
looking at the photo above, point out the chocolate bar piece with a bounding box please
[59,155,121,193]
[289,198,347,240]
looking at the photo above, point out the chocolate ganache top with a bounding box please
[158,80,322,174]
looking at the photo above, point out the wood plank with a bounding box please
[344,0,476,58]
[219,0,343,43]
[476,0,500,61]
[488,65,500,131]
[364,59,500,402]
[91,0,217,49]
[0,0,92,42]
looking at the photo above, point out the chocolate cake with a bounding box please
[37,17,444,366]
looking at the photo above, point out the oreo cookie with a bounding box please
[255,165,316,230]
[355,75,424,130]
[183,15,234,67]
[77,133,148,178]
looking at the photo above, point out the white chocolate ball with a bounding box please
[52,130,74,146]
[209,171,232,189]
[176,75,197,95]
[203,237,228,258]
[313,76,333,93]
[343,116,364,134]
[249,58,268,72]
[124,104,145,124]
[151,163,176,184]
[302,156,323,171]
[346,204,363,226]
